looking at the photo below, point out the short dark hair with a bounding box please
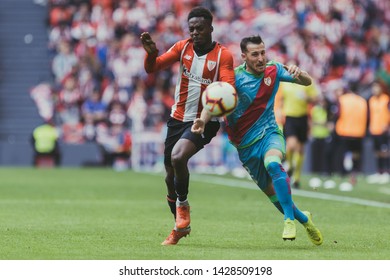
[188,6,213,23]
[240,35,264,52]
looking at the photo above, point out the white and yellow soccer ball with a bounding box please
[201,81,237,117]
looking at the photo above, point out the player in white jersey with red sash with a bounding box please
[140,6,235,245]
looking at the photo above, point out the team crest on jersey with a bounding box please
[207,60,216,71]
[264,77,272,86]
[184,54,192,60]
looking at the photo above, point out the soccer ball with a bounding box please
[202,81,237,117]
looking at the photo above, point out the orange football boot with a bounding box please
[176,204,190,229]
[161,228,191,245]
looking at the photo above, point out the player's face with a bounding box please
[242,42,266,75]
[188,17,213,49]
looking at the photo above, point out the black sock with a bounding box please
[166,195,177,219]
[175,174,189,202]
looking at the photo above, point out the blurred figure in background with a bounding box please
[366,81,390,184]
[279,78,320,188]
[81,87,108,141]
[274,88,285,131]
[334,84,368,189]
[52,40,78,84]
[96,122,132,169]
[309,95,332,176]
[31,120,61,167]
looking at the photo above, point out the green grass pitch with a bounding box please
[0,167,389,260]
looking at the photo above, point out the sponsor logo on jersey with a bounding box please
[183,66,212,85]
[242,84,257,88]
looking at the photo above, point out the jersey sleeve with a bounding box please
[218,48,235,87]
[274,61,296,83]
[144,41,183,73]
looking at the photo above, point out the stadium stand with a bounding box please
[0,0,52,165]
[1,0,389,173]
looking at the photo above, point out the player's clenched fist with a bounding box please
[191,118,205,135]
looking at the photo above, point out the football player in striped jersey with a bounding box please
[141,6,235,245]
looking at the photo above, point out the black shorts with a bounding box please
[283,115,309,143]
[340,136,363,153]
[372,133,389,152]
[164,117,220,167]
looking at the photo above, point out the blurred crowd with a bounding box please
[30,0,390,173]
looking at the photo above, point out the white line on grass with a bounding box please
[187,174,390,209]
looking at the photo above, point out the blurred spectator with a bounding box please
[56,75,81,124]
[109,48,133,96]
[101,79,129,105]
[72,1,91,24]
[81,87,107,122]
[377,53,390,91]
[30,82,55,121]
[81,87,107,141]
[70,4,97,48]
[93,6,115,67]
[108,101,127,126]
[52,40,78,83]
[74,55,100,101]
[48,2,72,27]
[48,20,72,52]
[127,85,147,132]
[31,120,61,167]
[96,123,132,168]
[108,33,144,98]
[334,85,368,188]
[279,79,321,189]
[112,0,132,39]
[309,96,332,175]
[274,88,285,131]
[366,81,390,184]
[61,121,85,144]
[322,83,346,176]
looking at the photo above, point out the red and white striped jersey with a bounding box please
[144,38,235,122]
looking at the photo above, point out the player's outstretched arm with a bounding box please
[140,33,181,73]
[191,109,212,134]
[283,64,312,86]
[140,32,158,54]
